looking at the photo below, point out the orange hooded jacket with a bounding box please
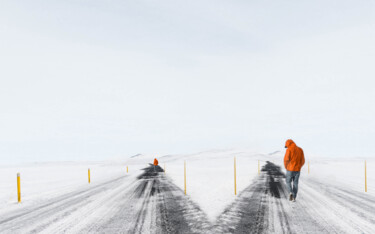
[153,158,158,166]
[284,139,305,172]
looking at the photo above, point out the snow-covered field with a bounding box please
[0,162,130,206]
[0,149,374,233]
[307,158,374,195]
[161,149,271,221]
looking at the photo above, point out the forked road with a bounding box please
[1,163,374,233]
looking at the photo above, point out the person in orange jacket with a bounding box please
[284,139,305,202]
[153,158,158,166]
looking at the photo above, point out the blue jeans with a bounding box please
[286,170,300,198]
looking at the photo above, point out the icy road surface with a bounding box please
[0,163,374,233]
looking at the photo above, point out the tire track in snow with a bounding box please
[306,178,375,216]
[212,162,350,234]
[212,162,292,233]
[2,162,374,233]
[0,175,129,233]
[91,165,211,234]
[300,178,375,233]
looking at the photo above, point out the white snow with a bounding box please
[0,149,374,233]
[0,160,145,217]
[302,157,375,195]
[159,149,275,221]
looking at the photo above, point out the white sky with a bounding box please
[1,0,375,163]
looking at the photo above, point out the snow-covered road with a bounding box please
[0,162,374,233]
[0,165,211,233]
[213,162,375,233]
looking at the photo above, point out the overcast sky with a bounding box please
[1,0,375,163]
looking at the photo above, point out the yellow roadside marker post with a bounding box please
[234,157,237,195]
[365,160,367,192]
[164,164,166,174]
[88,168,91,184]
[258,160,260,175]
[127,166,128,173]
[184,161,187,195]
[17,173,21,203]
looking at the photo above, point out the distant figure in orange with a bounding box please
[153,158,159,166]
[284,139,305,202]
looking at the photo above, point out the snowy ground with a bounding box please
[0,149,374,233]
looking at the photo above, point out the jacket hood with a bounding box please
[285,139,296,148]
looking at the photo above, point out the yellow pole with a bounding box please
[258,160,260,175]
[365,160,367,192]
[184,161,186,195]
[234,157,237,195]
[88,168,91,183]
[127,166,128,173]
[17,173,21,203]
[164,164,166,174]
